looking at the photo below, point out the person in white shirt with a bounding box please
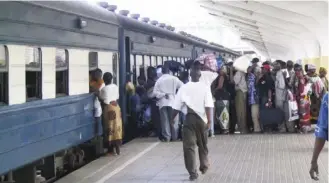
[199,70,218,137]
[153,65,183,142]
[233,70,248,133]
[99,72,122,155]
[171,61,213,181]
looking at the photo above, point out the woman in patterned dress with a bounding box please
[293,64,311,133]
[100,72,122,155]
[307,64,325,124]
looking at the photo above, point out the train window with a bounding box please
[157,56,161,66]
[136,55,143,79]
[25,47,42,101]
[0,45,8,105]
[89,52,98,71]
[144,55,149,68]
[112,53,118,84]
[151,56,157,67]
[55,49,69,97]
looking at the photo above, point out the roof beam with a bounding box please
[215,1,319,26]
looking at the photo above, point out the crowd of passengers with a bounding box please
[89,57,328,155]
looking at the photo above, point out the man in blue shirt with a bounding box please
[310,93,328,180]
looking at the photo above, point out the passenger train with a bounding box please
[0,1,239,183]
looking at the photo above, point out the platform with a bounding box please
[55,134,328,183]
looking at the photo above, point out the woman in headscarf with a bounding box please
[307,64,325,124]
[126,82,140,139]
[100,72,122,155]
[293,64,311,133]
[319,67,328,91]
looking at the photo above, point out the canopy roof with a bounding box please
[199,0,328,60]
[100,0,328,60]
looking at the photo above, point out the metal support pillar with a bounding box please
[118,27,127,126]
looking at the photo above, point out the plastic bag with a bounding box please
[143,106,151,123]
[288,100,299,121]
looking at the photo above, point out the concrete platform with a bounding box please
[55,134,328,183]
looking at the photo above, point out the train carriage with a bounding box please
[0,1,239,183]
[0,1,120,182]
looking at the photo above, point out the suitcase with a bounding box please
[260,107,285,127]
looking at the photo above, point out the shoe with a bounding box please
[189,174,198,181]
[200,168,208,174]
[278,128,286,133]
[161,138,170,142]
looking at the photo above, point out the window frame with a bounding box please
[55,49,69,97]
[25,47,42,102]
[0,45,8,106]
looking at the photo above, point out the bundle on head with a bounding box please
[195,53,218,73]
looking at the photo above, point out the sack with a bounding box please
[260,107,284,126]
[288,100,299,121]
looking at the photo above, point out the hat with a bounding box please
[251,58,259,63]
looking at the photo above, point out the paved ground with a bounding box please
[56,134,328,183]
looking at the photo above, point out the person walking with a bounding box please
[309,93,328,181]
[171,61,213,181]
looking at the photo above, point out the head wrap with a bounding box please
[319,67,327,73]
[261,64,271,71]
[126,82,135,94]
[308,64,316,70]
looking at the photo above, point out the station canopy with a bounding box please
[96,0,328,61]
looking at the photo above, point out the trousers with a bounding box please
[160,106,178,141]
[276,100,295,132]
[235,90,248,133]
[183,108,209,177]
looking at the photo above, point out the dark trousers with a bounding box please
[183,109,209,177]
[229,99,237,133]
[151,101,161,138]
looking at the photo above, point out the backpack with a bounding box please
[211,75,230,100]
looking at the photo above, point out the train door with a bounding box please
[125,37,131,82]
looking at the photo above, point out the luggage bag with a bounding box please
[260,107,285,128]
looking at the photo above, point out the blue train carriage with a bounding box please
[113,7,200,137]
[0,1,119,182]
[110,4,240,141]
